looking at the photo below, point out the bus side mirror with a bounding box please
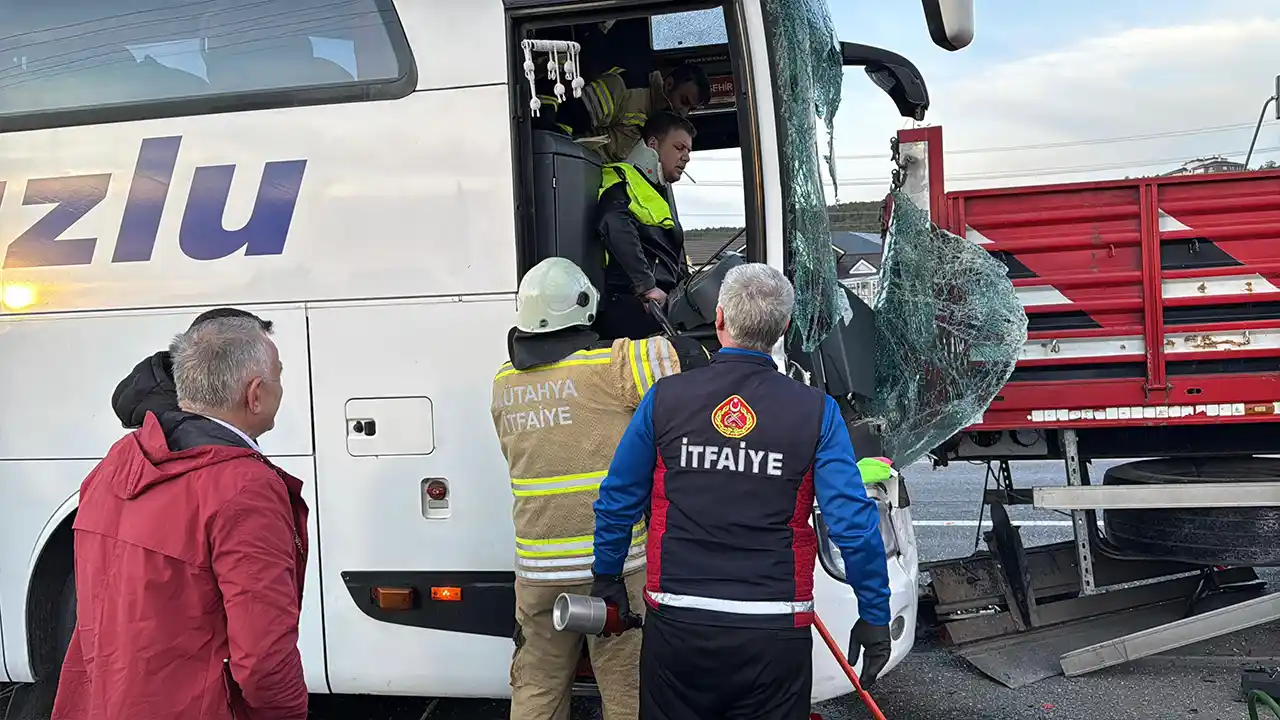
[922,0,975,51]
[840,42,929,122]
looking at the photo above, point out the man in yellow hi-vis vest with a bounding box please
[491,257,709,720]
[594,112,696,341]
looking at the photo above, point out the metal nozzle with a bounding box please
[553,593,608,634]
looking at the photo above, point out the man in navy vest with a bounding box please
[589,263,892,719]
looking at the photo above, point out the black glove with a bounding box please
[848,618,892,687]
[589,573,639,636]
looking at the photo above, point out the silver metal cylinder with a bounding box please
[553,593,607,634]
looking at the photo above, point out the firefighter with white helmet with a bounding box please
[490,257,708,720]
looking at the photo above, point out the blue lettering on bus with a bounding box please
[113,136,182,264]
[2,135,308,269]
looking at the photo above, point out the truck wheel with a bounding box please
[1102,456,1280,566]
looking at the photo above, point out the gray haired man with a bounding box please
[111,307,274,429]
[591,263,892,720]
[55,315,309,720]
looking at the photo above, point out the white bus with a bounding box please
[0,0,971,713]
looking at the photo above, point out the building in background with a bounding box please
[1162,156,1247,176]
[683,229,886,304]
[832,230,884,305]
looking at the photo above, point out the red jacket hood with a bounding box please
[111,412,269,500]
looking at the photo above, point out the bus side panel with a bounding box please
[0,308,313,460]
[396,0,508,92]
[267,457,329,694]
[306,296,515,697]
[0,307,321,685]
[0,88,516,316]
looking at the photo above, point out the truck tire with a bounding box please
[1102,457,1280,566]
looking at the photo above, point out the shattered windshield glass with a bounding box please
[871,192,1028,466]
[764,0,1025,464]
[763,0,850,352]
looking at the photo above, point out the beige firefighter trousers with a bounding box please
[511,573,646,720]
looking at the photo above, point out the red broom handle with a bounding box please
[812,613,888,720]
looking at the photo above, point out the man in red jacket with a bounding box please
[53,314,309,720]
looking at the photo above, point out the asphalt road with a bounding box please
[304,459,1280,719]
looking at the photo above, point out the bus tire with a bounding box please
[9,568,76,719]
[53,570,77,665]
[1102,456,1280,566]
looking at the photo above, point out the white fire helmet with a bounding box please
[515,257,600,333]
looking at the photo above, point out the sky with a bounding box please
[673,0,1280,229]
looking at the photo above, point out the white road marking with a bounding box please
[912,520,1078,527]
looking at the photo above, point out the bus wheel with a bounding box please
[8,571,76,719]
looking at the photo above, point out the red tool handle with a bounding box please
[812,613,887,720]
[602,602,643,635]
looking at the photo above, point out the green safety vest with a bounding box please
[599,163,675,230]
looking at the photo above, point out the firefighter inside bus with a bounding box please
[532,57,710,163]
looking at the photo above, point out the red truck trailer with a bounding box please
[891,125,1280,689]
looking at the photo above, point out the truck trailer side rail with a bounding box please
[898,125,1280,435]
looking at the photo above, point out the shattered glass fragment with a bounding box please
[764,0,851,352]
[870,191,1028,467]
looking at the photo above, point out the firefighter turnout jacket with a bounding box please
[581,68,668,163]
[491,335,709,585]
[591,348,893,628]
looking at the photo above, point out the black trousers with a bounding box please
[595,291,663,341]
[640,610,813,720]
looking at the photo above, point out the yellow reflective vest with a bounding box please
[599,162,675,230]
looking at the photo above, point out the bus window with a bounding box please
[652,8,748,273]
[0,0,414,131]
[650,8,729,51]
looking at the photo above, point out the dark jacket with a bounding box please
[597,175,689,296]
[592,348,892,629]
[53,408,310,720]
[111,351,179,428]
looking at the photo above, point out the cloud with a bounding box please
[677,7,1280,227]
[848,9,1280,195]
[929,15,1280,182]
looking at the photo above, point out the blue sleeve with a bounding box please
[811,396,892,627]
[592,389,658,576]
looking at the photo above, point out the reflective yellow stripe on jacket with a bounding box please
[514,521,647,582]
[495,347,612,382]
[583,68,626,125]
[629,333,675,397]
[511,470,606,497]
